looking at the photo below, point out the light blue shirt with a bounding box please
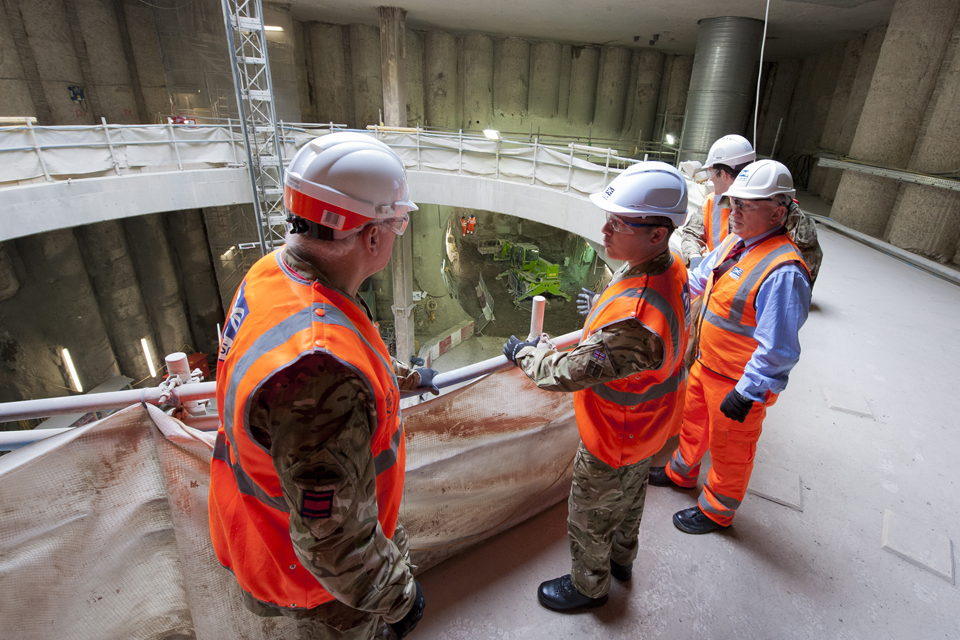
[689,227,812,403]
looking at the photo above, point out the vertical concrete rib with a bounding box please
[496,37,530,119]
[529,42,561,118]
[122,214,193,358]
[594,47,631,135]
[164,209,224,356]
[462,34,494,130]
[75,220,156,380]
[15,229,120,389]
[820,25,887,202]
[568,46,599,126]
[2,0,54,124]
[831,0,960,237]
[350,23,383,127]
[405,28,425,127]
[626,50,664,142]
[756,60,800,156]
[311,23,353,126]
[424,31,458,129]
[886,17,960,261]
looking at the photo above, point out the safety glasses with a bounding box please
[374,212,410,236]
[692,166,720,184]
[605,211,665,235]
[729,197,774,212]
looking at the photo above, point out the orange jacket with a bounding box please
[696,233,810,381]
[573,252,690,468]
[460,218,468,234]
[208,250,405,610]
[467,216,476,233]
[703,194,731,252]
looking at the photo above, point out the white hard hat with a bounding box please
[283,132,417,236]
[589,161,688,227]
[724,159,796,200]
[704,134,756,169]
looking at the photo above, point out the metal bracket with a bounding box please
[391,303,416,318]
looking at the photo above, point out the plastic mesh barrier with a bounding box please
[0,368,577,639]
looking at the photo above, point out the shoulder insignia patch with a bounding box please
[301,489,334,519]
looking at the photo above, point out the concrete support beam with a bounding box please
[424,31,458,129]
[886,19,960,262]
[164,210,223,356]
[821,25,887,202]
[15,229,120,389]
[594,47,630,135]
[462,34,494,130]
[380,7,415,366]
[529,42,562,119]
[623,50,663,142]
[496,37,530,121]
[779,45,845,169]
[757,59,800,157]
[311,23,353,127]
[75,220,155,380]
[404,28,425,127]
[654,54,693,142]
[831,0,960,237]
[350,24,383,127]
[1,0,54,124]
[568,46,599,127]
[123,214,193,357]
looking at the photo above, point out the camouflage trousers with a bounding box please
[242,524,410,640]
[567,441,653,599]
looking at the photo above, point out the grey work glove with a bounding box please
[414,367,440,396]
[719,389,754,423]
[390,581,425,639]
[503,335,539,365]
[577,288,597,316]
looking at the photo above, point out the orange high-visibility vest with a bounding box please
[696,233,810,381]
[460,218,468,235]
[702,194,731,252]
[573,252,691,468]
[467,217,476,233]
[208,250,405,611]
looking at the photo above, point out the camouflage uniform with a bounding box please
[239,248,423,639]
[516,250,671,599]
[679,198,822,284]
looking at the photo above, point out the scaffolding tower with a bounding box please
[220,0,285,256]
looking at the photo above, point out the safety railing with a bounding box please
[0,297,583,451]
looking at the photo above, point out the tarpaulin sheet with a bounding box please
[0,367,577,639]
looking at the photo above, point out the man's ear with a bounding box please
[650,225,671,245]
[358,223,380,256]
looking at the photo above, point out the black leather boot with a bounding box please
[672,506,729,534]
[610,559,632,582]
[648,466,693,488]
[537,575,608,611]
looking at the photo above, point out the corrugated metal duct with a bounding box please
[680,17,764,162]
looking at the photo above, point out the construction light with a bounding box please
[665,134,676,145]
[141,338,157,377]
[62,348,82,393]
[483,129,500,141]
[264,25,283,31]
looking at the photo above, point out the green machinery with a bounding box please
[480,240,570,304]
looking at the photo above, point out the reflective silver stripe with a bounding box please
[583,277,647,331]
[711,197,724,249]
[213,431,291,513]
[641,287,681,364]
[702,308,756,338]
[698,493,732,517]
[699,485,741,516]
[669,448,696,478]
[592,366,687,406]
[318,303,399,390]
[374,419,404,476]
[728,244,800,322]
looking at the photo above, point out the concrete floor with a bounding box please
[412,203,960,639]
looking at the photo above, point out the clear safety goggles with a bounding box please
[372,212,410,236]
[727,197,774,212]
[692,166,720,184]
[605,211,666,235]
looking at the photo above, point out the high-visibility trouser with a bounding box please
[665,361,777,526]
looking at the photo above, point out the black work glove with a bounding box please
[414,367,440,396]
[577,288,597,316]
[390,581,425,639]
[503,335,539,365]
[720,389,754,423]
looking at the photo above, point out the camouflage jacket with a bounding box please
[244,248,421,622]
[680,203,708,266]
[516,250,670,392]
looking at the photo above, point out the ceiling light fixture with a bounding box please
[62,348,82,393]
[665,134,676,145]
[483,129,500,141]
[264,25,283,32]
[141,338,157,377]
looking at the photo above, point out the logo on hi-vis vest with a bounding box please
[218,282,248,361]
[729,266,744,281]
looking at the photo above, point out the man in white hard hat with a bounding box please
[680,134,756,269]
[502,162,692,611]
[209,132,436,639]
[649,159,812,534]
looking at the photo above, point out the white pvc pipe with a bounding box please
[528,295,546,340]
[165,352,203,415]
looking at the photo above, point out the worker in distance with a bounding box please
[209,132,439,639]
[649,160,813,534]
[502,162,692,611]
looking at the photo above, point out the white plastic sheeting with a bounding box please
[0,366,578,639]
